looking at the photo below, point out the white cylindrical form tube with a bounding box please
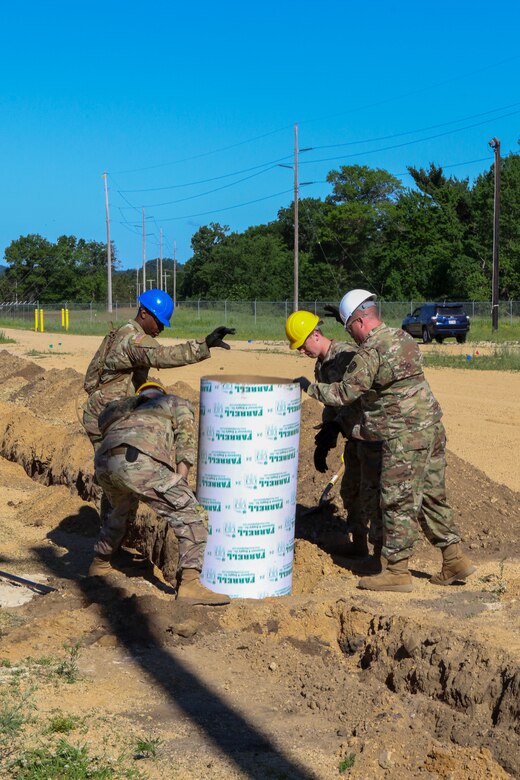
[198,375,301,599]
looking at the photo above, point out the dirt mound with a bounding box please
[9,366,84,423]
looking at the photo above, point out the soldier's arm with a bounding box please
[125,334,211,370]
[308,349,380,407]
[172,398,197,467]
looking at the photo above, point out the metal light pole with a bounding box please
[103,172,113,313]
[489,138,501,331]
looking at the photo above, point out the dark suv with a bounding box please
[402,303,470,344]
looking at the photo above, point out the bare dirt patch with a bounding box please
[0,343,519,778]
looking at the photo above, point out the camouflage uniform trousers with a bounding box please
[340,439,383,545]
[94,449,208,573]
[83,411,113,528]
[380,421,460,563]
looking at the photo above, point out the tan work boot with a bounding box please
[177,569,230,606]
[358,558,413,592]
[88,553,113,577]
[430,543,476,586]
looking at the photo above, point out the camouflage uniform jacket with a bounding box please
[83,319,210,438]
[308,324,442,441]
[315,340,363,439]
[96,393,196,468]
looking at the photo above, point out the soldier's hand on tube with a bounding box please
[323,304,343,324]
[313,445,329,473]
[205,326,236,350]
[293,376,310,393]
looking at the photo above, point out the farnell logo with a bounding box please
[237,522,275,537]
[247,497,284,513]
[199,497,221,513]
[279,422,299,439]
[217,570,256,585]
[216,428,253,442]
[269,447,297,463]
[233,384,274,393]
[225,404,263,418]
[226,546,266,561]
[207,450,242,465]
[259,472,291,488]
[200,474,232,489]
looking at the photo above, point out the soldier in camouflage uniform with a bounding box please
[83,289,234,567]
[285,311,383,561]
[294,290,475,592]
[92,380,230,606]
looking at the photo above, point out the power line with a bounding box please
[117,165,280,210]
[120,187,297,225]
[115,156,293,194]
[306,101,520,151]
[110,125,292,175]
[299,108,520,166]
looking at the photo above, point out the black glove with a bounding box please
[205,326,236,350]
[323,304,343,325]
[293,376,310,393]
[313,446,329,473]
[314,421,341,449]
[313,421,341,473]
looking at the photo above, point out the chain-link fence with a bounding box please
[1,299,519,336]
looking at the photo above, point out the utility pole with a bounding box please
[173,240,177,307]
[159,228,163,290]
[136,267,139,299]
[142,208,147,291]
[103,172,113,313]
[293,122,299,312]
[489,137,501,331]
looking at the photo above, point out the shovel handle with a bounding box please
[319,462,346,505]
[0,569,57,595]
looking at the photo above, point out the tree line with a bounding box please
[2,156,519,303]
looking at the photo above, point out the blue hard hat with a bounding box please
[138,289,174,327]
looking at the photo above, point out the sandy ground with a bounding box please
[0,328,519,779]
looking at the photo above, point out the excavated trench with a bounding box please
[1,353,520,775]
[334,601,520,775]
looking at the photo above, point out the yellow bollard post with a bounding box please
[65,308,69,331]
[40,310,44,333]
[34,308,38,332]
[61,308,65,327]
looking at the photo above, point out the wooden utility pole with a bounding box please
[293,123,299,312]
[103,173,113,313]
[489,137,501,331]
[142,209,147,291]
[173,240,177,307]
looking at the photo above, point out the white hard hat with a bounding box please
[338,289,377,325]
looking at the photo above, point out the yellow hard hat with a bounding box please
[285,310,320,350]
[135,381,166,395]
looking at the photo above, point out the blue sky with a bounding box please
[1,1,519,277]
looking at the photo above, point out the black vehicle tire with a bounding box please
[434,336,444,344]
[422,327,431,343]
[456,335,467,344]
